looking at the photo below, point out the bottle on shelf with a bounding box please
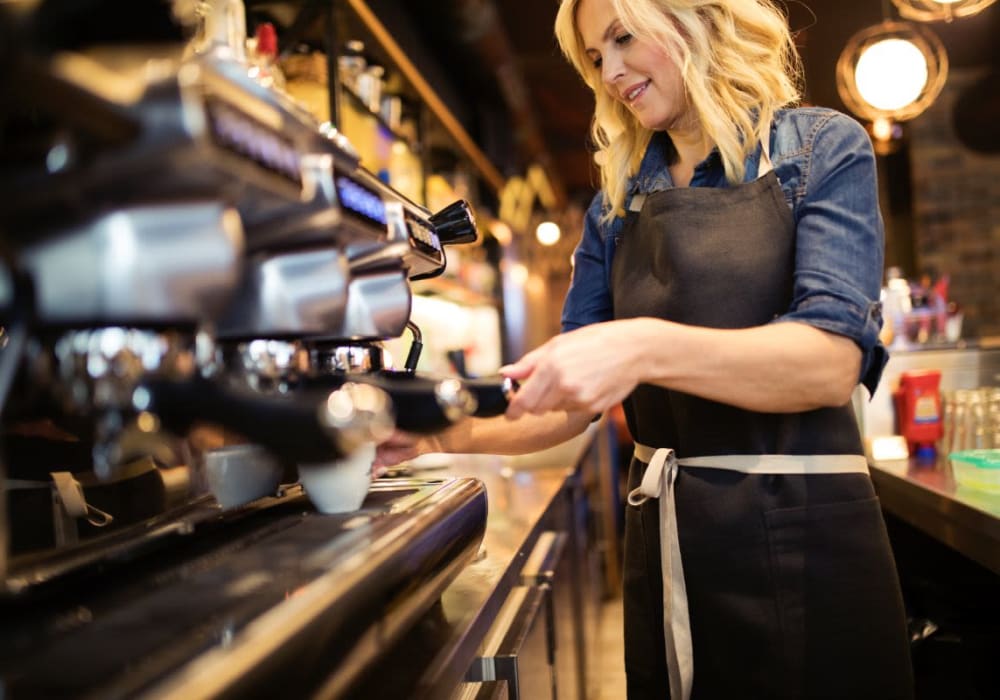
[337,40,367,96]
[248,22,286,90]
[387,140,423,204]
[357,63,385,114]
[380,94,402,131]
[190,0,248,63]
[881,266,912,349]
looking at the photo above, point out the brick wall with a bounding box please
[908,67,1000,339]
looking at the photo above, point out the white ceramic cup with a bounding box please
[203,444,283,509]
[297,442,376,514]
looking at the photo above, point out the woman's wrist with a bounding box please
[624,317,674,383]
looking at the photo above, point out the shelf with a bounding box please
[257,0,507,198]
[342,0,506,196]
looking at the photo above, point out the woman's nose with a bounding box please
[602,54,625,88]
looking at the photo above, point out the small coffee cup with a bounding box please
[298,442,376,514]
[204,444,283,509]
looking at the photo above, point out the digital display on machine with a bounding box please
[335,175,388,227]
[406,216,443,255]
[206,99,302,186]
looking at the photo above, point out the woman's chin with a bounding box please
[633,109,670,132]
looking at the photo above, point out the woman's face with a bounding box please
[576,0,689,132]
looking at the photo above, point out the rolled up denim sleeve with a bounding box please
[776,113,888,394]
[561,192,614,332]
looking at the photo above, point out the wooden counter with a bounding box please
[870,455,1000,576]
[338,424,611,700]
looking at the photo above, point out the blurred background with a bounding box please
[2,3,999,698]
[352,0,1000,356]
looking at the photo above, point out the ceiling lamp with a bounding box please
[836,20,948,123]
[535,221,561,246]
[890,0,996,23]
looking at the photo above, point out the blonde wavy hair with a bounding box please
[555,0,803,220]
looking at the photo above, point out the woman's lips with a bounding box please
[624,80,650,104]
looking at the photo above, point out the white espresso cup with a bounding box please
[203,444,283,509]
[297,442,376,514]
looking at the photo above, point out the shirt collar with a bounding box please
[627,131,727,195]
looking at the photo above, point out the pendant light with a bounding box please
[836,20,948,123]
[890,0,996,23]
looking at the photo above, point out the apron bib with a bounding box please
[609,144,913,699]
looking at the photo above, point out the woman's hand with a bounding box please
[372,430,443,476]
[502,320,645,420]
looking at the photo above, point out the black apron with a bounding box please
[610,155,914,699]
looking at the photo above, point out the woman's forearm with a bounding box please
[501,317,863,420]
[436,409,593,455]
[632,318,862,412]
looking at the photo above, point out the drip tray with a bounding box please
[0,476,487,699]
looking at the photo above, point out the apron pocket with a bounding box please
[765,495,913,700]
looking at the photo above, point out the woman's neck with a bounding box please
[666,124,712,188]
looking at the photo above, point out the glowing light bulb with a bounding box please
[872,117,894,142]
[535,221,561,246]
[855,38,928,112]
[509,263,529,286]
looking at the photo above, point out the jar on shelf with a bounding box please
[337,40,366,95]
[357,63,385,114]
[282,50,330,123]
[380,94,402,131]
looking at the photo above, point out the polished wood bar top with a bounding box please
[870,455,1000,575]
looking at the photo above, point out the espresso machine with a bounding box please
[0,2,501,696]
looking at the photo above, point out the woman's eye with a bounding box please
[591,56,603,69]
[615,33,632,46]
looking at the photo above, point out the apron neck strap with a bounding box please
[757,120,774,178]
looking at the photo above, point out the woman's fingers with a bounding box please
[504,346,573,418]
[502,321,643,418]
[373,430,421,468]
[499,348,540,380]
[505,372,549,419]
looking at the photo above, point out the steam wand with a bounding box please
[403,320,423,373]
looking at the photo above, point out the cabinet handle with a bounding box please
[465,585,548,697]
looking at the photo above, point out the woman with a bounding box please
[376,0,914,697]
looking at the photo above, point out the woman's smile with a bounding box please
[623,80,651,104]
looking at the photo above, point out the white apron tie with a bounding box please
[627,447,691,700]
[627,444,869,700]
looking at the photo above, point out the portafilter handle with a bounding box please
[429,200,478,246]
[133,377,394,463]
[463,376,519,418]
[303,371,477,434]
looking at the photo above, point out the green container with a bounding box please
[949,449,1000,494]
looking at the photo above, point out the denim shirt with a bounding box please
[561,107,888,394]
